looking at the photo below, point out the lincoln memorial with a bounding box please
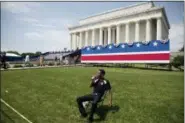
[68,2,170,50]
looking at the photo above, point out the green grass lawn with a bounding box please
[1,67,184,123]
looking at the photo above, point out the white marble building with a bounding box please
[68,2,170,50]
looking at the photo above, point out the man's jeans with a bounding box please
[76,93,102,120]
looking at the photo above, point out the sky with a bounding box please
[1,1,184,53]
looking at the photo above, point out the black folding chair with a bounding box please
[85,91,108,112]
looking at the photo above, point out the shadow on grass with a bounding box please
[130,67,173,72]
[87,64,176,72]
[94,105,120,122]
[0,110,15,123]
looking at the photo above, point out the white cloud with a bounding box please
[24,32,42,39]
[16,17,39,23]
[49,18,78,29]
[24,29,70,51]
[169,23,184,52]
[16,16,76,30]
[1,2,40,14]
[33,23,55,28]
[1,2,77,52]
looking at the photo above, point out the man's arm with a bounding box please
[105,80,112,106]
[108,89,112,107]
[90,76,99,87]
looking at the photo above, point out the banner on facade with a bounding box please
[81,40,170,63]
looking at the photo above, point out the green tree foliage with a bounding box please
[6,51,20,55]
[21,52,36,58]
[172,55,184,68]
[179,46,184,52]
[4,50,43,58]
[35,51,42,57]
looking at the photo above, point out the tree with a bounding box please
[172,55,184,68]
[64,48,67,52]
[179,46,184,52]
[35,51,42,56]
[21,52,35,58]
[6,51,20,55]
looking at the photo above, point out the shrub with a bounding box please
[6,62,11,68]
[14,64,23,68]
[25,63,34,67]
[158,64,168,67]
[36,63,40,66]
[57,62,61,66]
[0,62,11,69]
[48,62,54,66]
[172,55,184,68]
[168,63,172,71]
[28,63,34,67]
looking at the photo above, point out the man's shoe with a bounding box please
[81,113,87,118]
[87,117,93,123]
[87,119,93,123]
[87,121,92,123]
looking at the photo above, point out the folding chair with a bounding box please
[85,91,108,112]
[97,91,108,106]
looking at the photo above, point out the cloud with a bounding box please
[20,17,75,51]
[24,32,42,39]
[1,2,40,14]
[49,18,78,29]
[1,2,76,52]
[16,17,39,23]
[169,23,184,52]
[24,29,70,51]
[33,23,55,28]
[16,16,76,30]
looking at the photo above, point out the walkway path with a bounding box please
[1,64,84,71]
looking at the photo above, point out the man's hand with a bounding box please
[91,76,96,80]
[108,90,112,107]
[90,75,98,87]
[109,101,112,107]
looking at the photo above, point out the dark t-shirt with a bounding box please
[1,55,6,62]
[91,77,111,95]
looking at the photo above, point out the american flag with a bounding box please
[81,40,170,63]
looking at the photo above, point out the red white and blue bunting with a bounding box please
[81,40,170,63]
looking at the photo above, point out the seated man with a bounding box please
[76,69,112,123]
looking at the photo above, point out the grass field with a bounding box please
[1,67,184,123]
